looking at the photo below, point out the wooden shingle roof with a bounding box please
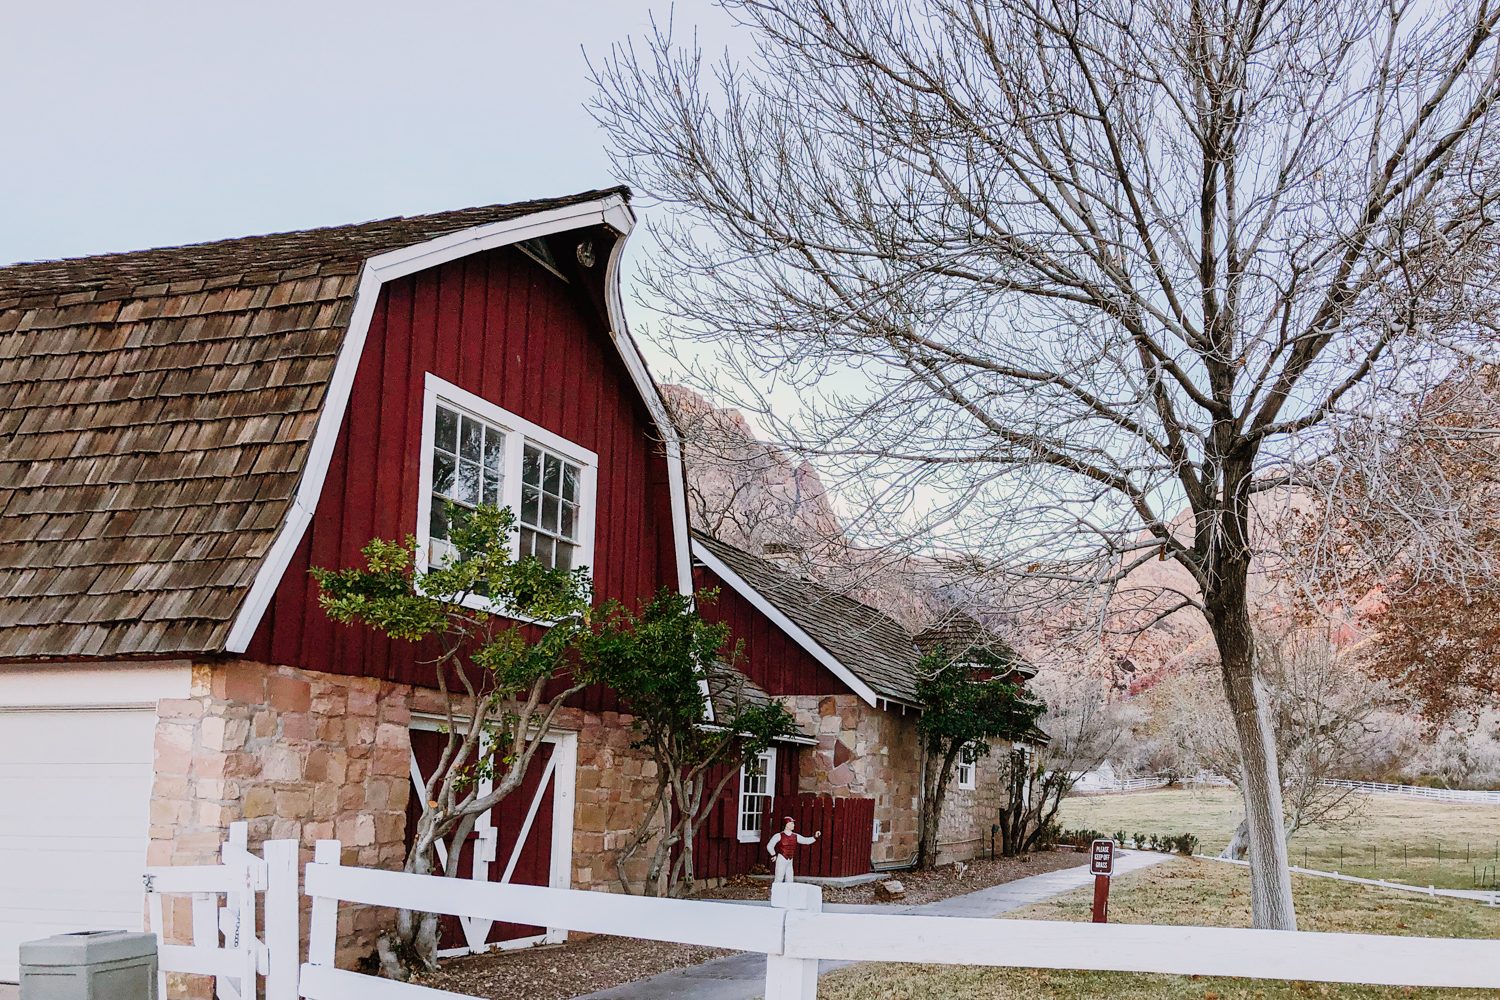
[913,613,1037,678]
[0,188,628,660]
[692,531,923,704]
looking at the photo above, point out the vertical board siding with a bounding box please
[693,564,851,697]
[693,746,803,880]
[247,243,679,704]
[762,794,874,878]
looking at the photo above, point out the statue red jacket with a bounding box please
[767,830,818,859]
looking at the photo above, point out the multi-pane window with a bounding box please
[419,377,596,588]
[955,743,977,790]
[738,749,776,843]
[519,444,583,571]
[428,404,505,562]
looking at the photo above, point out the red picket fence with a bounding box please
[764,794,875,877]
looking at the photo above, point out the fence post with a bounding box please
[766,882,822,1000]
[263,840,301,1000]
[307,841,342,972]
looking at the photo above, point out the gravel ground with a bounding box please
[415,849,1089,998]
[414,934,734,1000]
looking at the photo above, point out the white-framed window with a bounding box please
[737,748,777,843]
[417,374,598,587]
[955,742,977,790]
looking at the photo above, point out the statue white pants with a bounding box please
[773,856,795,882]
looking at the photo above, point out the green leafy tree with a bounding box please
[580,588,798,897]
[313,505,596,977]
[914,651,1044,868]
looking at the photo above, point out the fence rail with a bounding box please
[1074,774,1500,804]
[144,823,300,1000]
[1320,779,1500,805]
[292,837,1500,999]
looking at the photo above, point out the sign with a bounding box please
[1090,838,1114,876]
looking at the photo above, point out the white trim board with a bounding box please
[0,662,192,708]
[691,540,882,709]
[225,193,695,652]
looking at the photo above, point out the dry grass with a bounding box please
[818,858,1500,1000]
[1059,786,1500,890]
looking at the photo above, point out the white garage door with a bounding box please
[0,708,156,982]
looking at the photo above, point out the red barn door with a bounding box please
[406,722,576,954]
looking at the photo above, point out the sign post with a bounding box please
[1090,838,1114,923]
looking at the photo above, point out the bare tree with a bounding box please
[1150,626,1387,858]
[997,668,1125,855]
[591,0,1500,928]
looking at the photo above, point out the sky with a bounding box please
[0,0,737,376]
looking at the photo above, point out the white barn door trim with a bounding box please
[408,717,576,955]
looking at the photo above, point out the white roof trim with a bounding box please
[225,193,694,652]
[691,540,882,709]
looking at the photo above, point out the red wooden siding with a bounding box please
[245,237,682,708]
[693,748,801,880]
[694,564,851,697]
[764,794,874,878]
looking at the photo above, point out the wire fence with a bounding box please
[1290,840,1500,890]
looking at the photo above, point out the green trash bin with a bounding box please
[18,930,157,1000]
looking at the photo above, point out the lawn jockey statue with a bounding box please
[767,816,821,882]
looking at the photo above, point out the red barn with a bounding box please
[0,189,710,974]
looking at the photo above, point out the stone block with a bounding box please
[281,712,314,741]
[374,722,407,750]
[378,694,410,725]
[243,786,276,818]
[267,675,312,713]
[219,662,266,705]
[157,698,205,720]
[261,745,302,782]
[276,788,314,819]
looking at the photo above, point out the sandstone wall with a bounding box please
[784,694,1016,868]
[788,694,921,865]
[933,739,1011,865]
[147,659,659,985]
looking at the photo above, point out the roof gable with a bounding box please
[0,188,677,661]
[691,531,922,706]
[914,613,1037,678]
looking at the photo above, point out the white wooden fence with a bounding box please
[1074,774,1500,803]
[1320,778,1500,805]
[292,838,1500,999]
[144,822,300,1000]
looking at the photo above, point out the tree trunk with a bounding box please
[1205,563,1297,930]
[917,746,959,869]
[1220,817,1251,861]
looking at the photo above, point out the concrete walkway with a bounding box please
[579,850,1169,1000]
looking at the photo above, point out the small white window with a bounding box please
[417,375,597,592]
[737,749,776,843]
[955,743,977,790]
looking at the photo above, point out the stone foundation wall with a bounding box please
[149,661,414,975]
[934,739,1011,865]
[782,696,1016,868]
[147,660,661,987]
[787,695,921,865]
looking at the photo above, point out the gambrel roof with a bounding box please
[0,188,676,661]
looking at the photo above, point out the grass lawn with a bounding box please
[1058,786,1500,891]
[818,858,1500,1000]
